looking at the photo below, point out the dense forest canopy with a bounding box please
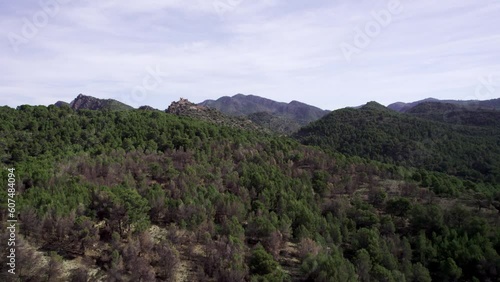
[294,102,500,185]
[0,104,498,281]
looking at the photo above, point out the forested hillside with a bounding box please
[0,104,499,281]
[294,102,500,185]
[406,102,500,129]
[247,112,302,135]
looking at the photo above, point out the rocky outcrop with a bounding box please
[166,98,207,115]
[166,98,262,131]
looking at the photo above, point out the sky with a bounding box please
[1,0,499,110]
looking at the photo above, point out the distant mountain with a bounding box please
[363,101,393,112]
[54,101,70,108]
[388,98,440,112]
[388,97,500,112]
[138,105,160,111]
[294,102,500,183]
[55,94,134,111]
[166,98,262,131]
[199,94,330,126]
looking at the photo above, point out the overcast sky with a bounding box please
[1,0,499,110]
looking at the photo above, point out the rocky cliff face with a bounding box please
[166,98,206,115]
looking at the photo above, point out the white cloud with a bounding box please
[0,0,498,110]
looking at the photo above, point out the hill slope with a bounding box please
[294,102,500,183]
[246,111,302,135]
[406,102,500,129]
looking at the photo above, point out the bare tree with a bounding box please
[154,240,180,281]
[70,268,90,282]
[19,207,39,238]
[46,252,64,282]
[16,238,44,281]
[264,230,283,259]
[298,238,321,260]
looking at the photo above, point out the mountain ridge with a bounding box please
[199,94,330,125]
[388,97,500,112]
[55,94,135,111]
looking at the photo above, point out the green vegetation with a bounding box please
[294,102,500,184]
[0,104,498,281]
[247,112,302,135]
[388,98,500,112]
[406,102,500,129]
